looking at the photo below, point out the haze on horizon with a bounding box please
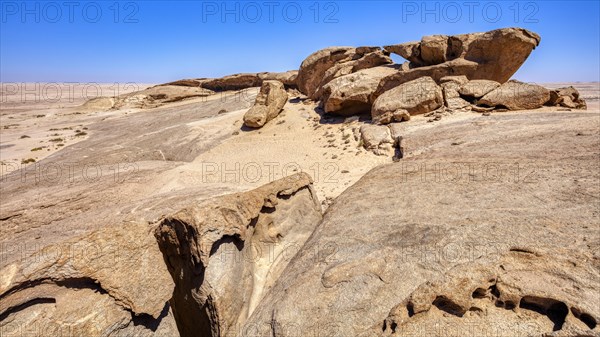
[1,0,599,84]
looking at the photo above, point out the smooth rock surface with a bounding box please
[242,110,600,337]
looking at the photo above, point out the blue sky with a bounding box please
[1,1,599,83]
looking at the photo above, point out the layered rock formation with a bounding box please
[243,80,288,128]
[155,173,322,337]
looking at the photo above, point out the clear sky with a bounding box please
[1,0,599,83]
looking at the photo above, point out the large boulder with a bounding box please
[320,66,399,115]
[0,222,178,337]
[242,110,600,337]
[372,76,443,124]
[154,173,322,337]
[459,79,501,98]
[373,58,479,99]
[548,86,587,109]
[243,80,288,128]
[478,80,550,110]
[297,46,392,99]
[384,27,540,83]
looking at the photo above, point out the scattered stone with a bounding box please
[360,124,395,156]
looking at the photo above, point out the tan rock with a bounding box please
[372,77,443,124]
[439,75,469,85]
[243,80,288,128]
[0,222,177,337]
[548,86,587,109]
[420,35,448,65]
[478,80,550,110]
[258,70,298,88]
[373,58,479,100]
[297,46,392,99]
[459,79,501,98]
[154,173,322,337]
[384,41,422,66]
[385,28,540,83]
[360,124,395,156]
[320,66,399,115]
[242,110,600,337]
[200,73,263,91]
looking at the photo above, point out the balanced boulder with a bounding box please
[384,27,540,83]
[243,80,288,128]
[478,80,550,110]
[372,76,443,124]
